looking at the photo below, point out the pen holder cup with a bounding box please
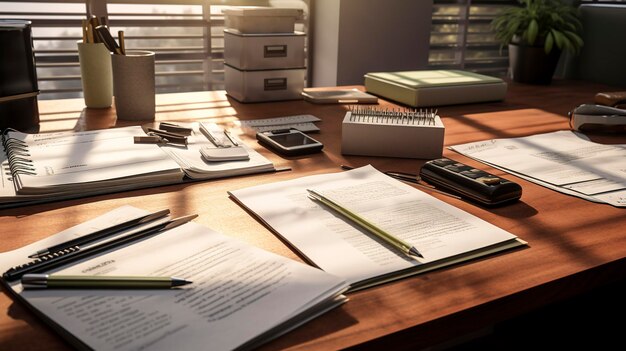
[77,41,113,108]
[111,51,155,121]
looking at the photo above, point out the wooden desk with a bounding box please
[1,81,625,350]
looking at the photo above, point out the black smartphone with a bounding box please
[256,129,323,156]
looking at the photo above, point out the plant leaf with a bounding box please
[544,31,554,54]
[527,19,538,45]
[551,29,565,50]
[564,30,584,54]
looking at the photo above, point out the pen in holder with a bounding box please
[77,41,113,108]
[111,51,155,121]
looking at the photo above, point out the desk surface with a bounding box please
[1,81,625,350]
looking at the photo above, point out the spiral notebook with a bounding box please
[0,125,274,208]
[0,127,185,206]
[341,106,445,159]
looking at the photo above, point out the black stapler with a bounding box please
[569,104,626,133]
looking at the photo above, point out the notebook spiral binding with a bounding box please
[347,106,438,125]
[1,128,36,178]
[3,246,80,280]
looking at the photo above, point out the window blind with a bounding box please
[429,0,517,77]
[0,0,309,100]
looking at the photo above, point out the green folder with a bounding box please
[364,69,507,107]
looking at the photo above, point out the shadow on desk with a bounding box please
[447,277,626,350]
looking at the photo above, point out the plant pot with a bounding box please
[508,43,561,85]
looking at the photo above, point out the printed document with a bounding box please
[449,131,626,207]
[229,165,524,290]
[0,206,348,351]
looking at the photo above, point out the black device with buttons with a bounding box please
[419,158,522,206]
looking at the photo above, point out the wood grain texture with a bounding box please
[1,81,625,350]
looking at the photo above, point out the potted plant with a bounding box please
[492,0,584,84]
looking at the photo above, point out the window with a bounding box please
[0,0,309,100]
[429,0,517,77]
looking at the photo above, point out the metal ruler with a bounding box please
[240,114,321,133]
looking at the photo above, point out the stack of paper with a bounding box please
[229,165,525,291]
[0,206,348,350]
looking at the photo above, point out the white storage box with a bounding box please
[224,29,305,70]
[225,64,305,103]
[223,7,302,34]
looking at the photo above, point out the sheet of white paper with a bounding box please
[229,165,521,288]
[449,131,626,206]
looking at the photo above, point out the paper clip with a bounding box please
[146,128,188,146]
[223,129,239,147]
[159,122,193,136]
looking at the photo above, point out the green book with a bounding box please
[364,69,507,107]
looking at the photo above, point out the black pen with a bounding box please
[28,209,170,259]
[94,25,121,54]
[4,214,198,282]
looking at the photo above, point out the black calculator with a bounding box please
[419,158,522,206]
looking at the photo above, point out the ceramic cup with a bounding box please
[77,41,113,108]
[111,50,155,121]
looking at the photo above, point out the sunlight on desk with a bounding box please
[1,82,625,351]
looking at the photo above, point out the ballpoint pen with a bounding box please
[307,189,424,259]
[94,25,122,54]
[28,209,171,259]
[21,274,192,289]
[4,214,198,282]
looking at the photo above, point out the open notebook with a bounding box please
[229,165,526,291]
[0,206,348,350]
[1,125,274,207]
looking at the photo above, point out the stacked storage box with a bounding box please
[223,7,305,102]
